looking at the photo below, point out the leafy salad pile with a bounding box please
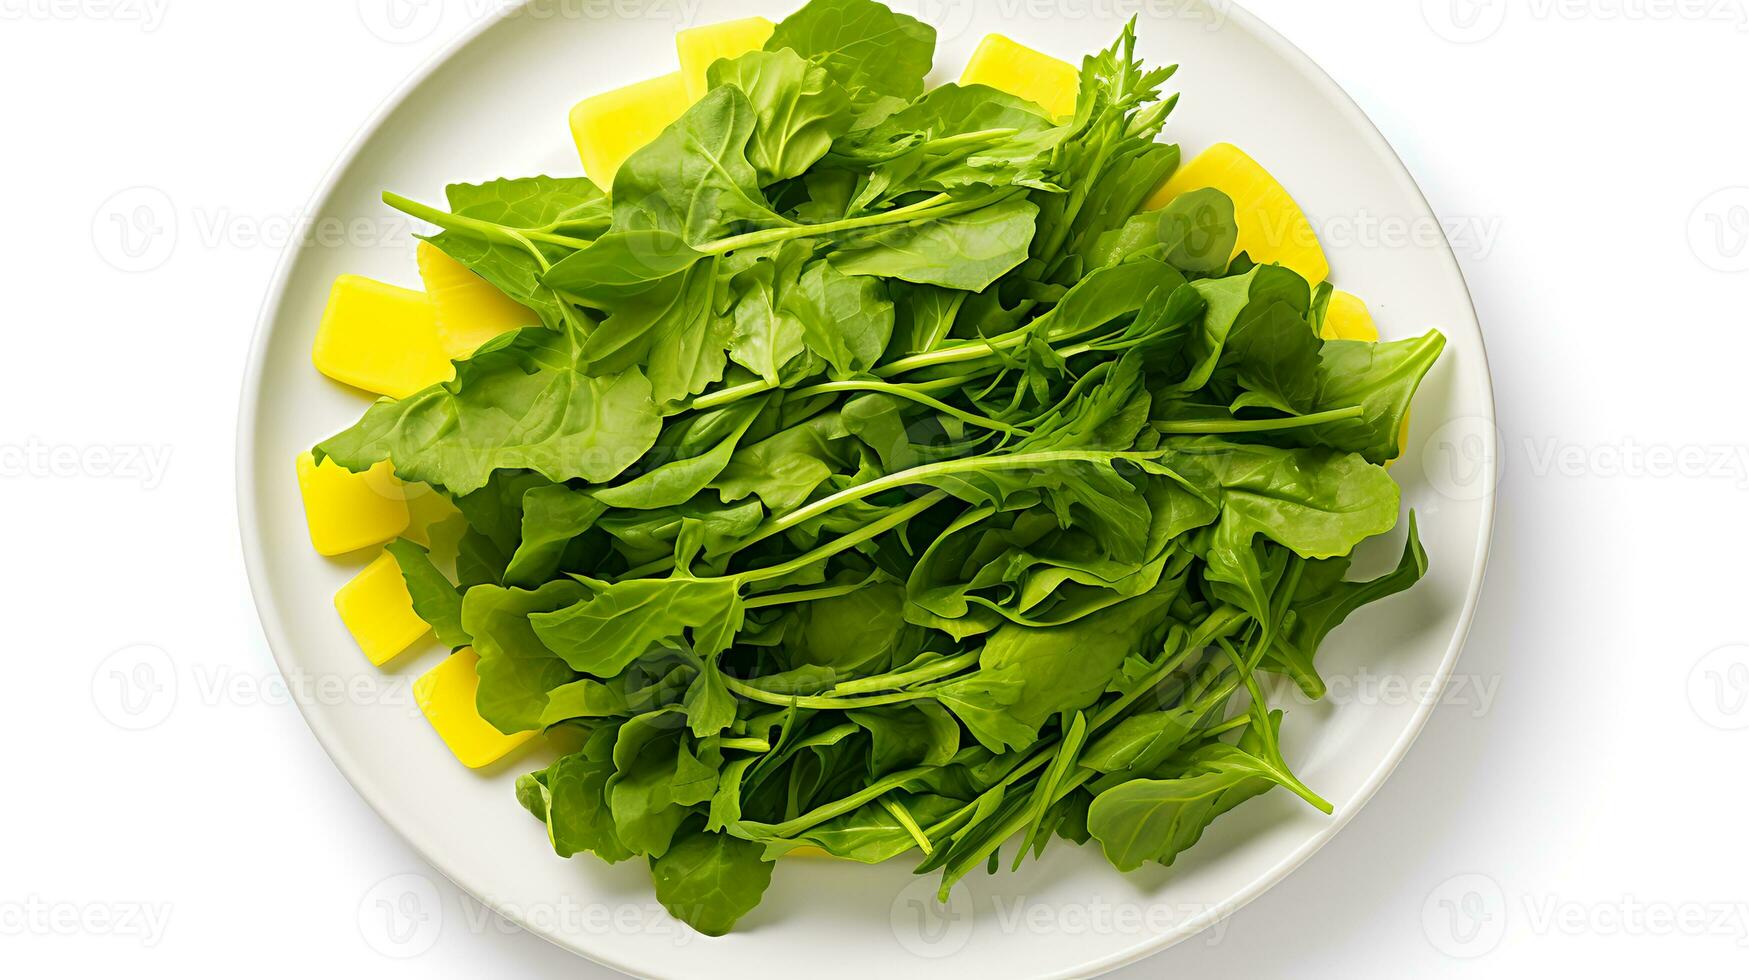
[315,0,1444,936]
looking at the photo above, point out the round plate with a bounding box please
[237,2,1495,976]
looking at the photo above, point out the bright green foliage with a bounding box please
[316,1,1444,936]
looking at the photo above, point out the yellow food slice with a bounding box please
[677,16,774,102]
[1321,289,1378,342]
[960,33,1081,119]
[311,275,452,399]
[570,72,692,190]
[335,551,430,666]
[415,242,538,359]
[1145,143,1331,286]
[295,452,409,557]
[415,648,537,769]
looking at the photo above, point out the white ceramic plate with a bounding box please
[238,2,1495,976]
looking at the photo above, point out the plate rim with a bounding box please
[234,2,1498,975]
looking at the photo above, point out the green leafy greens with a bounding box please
[316,0,1444,936]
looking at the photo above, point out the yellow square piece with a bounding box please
[677,16,774,102]
[415,648,538,769]
[415,242,538,360]
[1145,143,1331,287]
[1321,290,1379,342]
[960,34,1081,120]
[296,452,409,557]
[312,275,454,399]
[335,551,430,666]
[570,72,692,190]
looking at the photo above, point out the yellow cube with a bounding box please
[296,452,410,557]
[570,72,692,190]
[1321,290,1379,342]
[415,648,538,769]
[312,275,453,399]
[1145,143,1331,287]
[415,242,537,359]
[677,16,774,102]
[335,551,430,666]
[961,34,1081,120]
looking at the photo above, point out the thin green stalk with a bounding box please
[880,797,935,856]
[720,674,941,710]
[828,650,982,697]
[610,490,947,584]
[733,768,934,840]
[743,451,1140,551]
[701,189,1017,256]
[383,192,551,272]
[792,381,1031,435]
[743,579,876,610]
[738,491,948,584]
[1151,406,1364,435]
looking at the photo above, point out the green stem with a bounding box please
[743,578,875,610]
[610,489,946,585]
[716,737,772,753]
[689,378,776,412]
[735,768,932,840]
[921,128,1020,153]
[383,192,551,272]
[742,451,1137,551]
[828,650,982,697]
[687,373,977,415]
[792,381,1030,435]
[700,189,1015,256]
[1151,406,1365,435]
[524,229,595,250]
[738,491,948,584]
[880,797,935,856]
[874,332,1024,379]
[721,675,916,710]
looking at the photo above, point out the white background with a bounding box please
[3,0,1747,976]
